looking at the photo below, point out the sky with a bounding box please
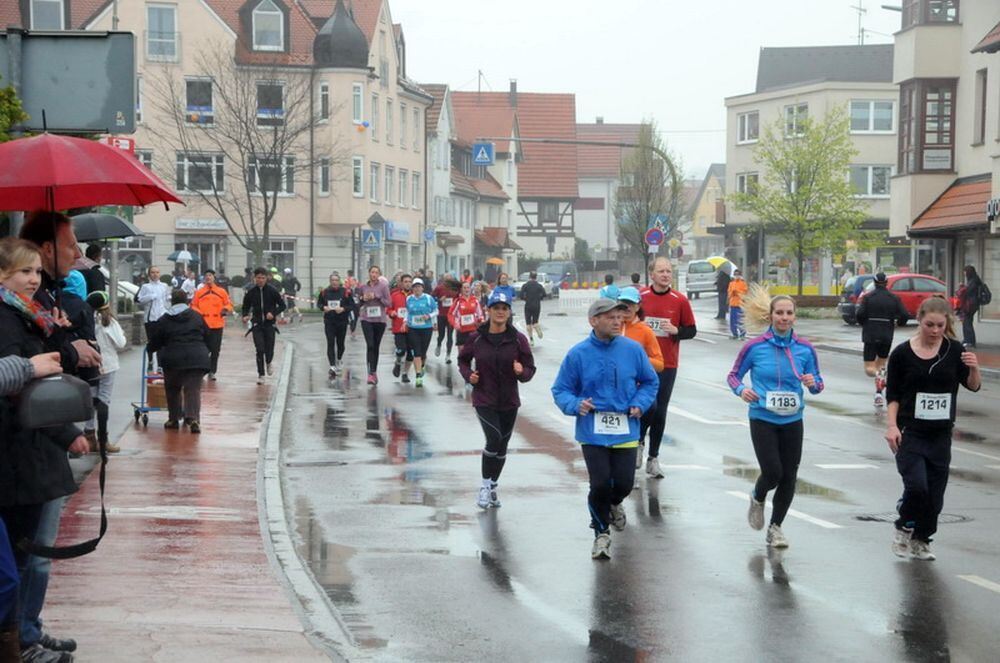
[389,0,903,180]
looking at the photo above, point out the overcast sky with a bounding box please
[390,0,903,180]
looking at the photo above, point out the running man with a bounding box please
[432,275,460,363]
[282,267,303,322]
[356,266,391,385]
[856,272,908,409]
[638,257,697,477]
[388,273,414,383]
[242,267,286,384]
[403,277,437,387]
[191,268,234,381]
[551,298,659,560]
[519,271,547,345]
[318,272,355,376]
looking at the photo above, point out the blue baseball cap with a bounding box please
[617,286,641,304]
[487,291,511,308]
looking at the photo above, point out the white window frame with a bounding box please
[849,164,893,198]
[256,81,285,127]
[176,153,224,194]
[252,0,284,52]
[185,77,214,126]
[399,169,408,206]
[31,0,64,30]
[146,4,178,62]
[506,158,513,185]
[319,82,330,122]
[370,93,379,141]
[135,76,144,124]
[352,83,363,124]
[386,98,394,144]
[370,162,380,202]
[352,156,364,198]
[249,155,295,196]
[400,102,407,149]
[412,172,421,209]
[784,103,808,137]
[319,158,331,196]
[736,172,759,195]
[737,111,759,144]
[413,108,421,151]
[849,100,895,134]
[384,166,394,205]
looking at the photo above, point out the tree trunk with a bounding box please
[796,245,805,296]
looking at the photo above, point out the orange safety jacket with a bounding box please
[191,284,234,330]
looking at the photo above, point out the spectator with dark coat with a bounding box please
[956,265,983,349]
[715,267,732,319]
[80,244,106,294]
[147,289,211,433]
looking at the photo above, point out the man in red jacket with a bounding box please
[388,274,414,382]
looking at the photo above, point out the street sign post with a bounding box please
[472,142,496,166]
[423,228,435,243]
[361,229,382,252]
[645,227,663,255]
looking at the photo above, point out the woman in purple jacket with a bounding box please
[355,265,392,385]
[458,291,536,509]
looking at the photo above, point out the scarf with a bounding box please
[0,284,60,337]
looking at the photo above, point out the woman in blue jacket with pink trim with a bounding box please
[726,294,824,549]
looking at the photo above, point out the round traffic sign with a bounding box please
[645,227,664,246]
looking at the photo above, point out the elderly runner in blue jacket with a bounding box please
[552,298,659,560]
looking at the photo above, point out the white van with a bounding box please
[685,260,718,299]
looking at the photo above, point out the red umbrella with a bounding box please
[0,133,183,211]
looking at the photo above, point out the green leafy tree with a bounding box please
[728,108,871,295]
[0,74,28,143]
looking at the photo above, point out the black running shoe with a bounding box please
[38,633,77,653]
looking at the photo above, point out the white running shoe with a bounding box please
[892,526,912,558]
[591,532,611,560]
[766,523,788,548]
[536,325,544,339]
[476,486,491,509]
[489,485,501,508]
[257,375,265,385]
[635,443,645,470]
[646,456,664,479]
[610,503,627,531]
[909,539,936,561]
[874,392,886,408]
[266,363,273,376]
[748,493,765,531]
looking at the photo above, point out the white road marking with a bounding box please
[986,464,1000,470]
[661,464,711,471]
[814,464,879,470]
[958,575,1000,595]
[669,404,747,426]
[725,490,842,529]
[694,336,717,345]
[953,446,1000,462]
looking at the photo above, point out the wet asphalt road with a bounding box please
[277,302,1000,662]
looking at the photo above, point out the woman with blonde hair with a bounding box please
[884,296,980,561]
[726,290,825,548]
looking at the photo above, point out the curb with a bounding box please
[256,344,358,661]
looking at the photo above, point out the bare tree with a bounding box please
[145,43,348,266]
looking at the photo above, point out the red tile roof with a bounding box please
[909,175,991,235]
[422,84,448,134]
[575,123,642,179]
[450,168,509,202]
[449,92,516,154]
[204,0,318,66]
[973,20,1000,53]
[475,228,522,251]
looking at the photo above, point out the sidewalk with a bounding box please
[42,325,328,661]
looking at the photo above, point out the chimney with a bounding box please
[509,79,518,107]
[596,116,604,124]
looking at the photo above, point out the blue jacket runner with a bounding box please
[405,293,437,329]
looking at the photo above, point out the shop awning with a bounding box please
[909,174,992,236]
[435,231,465,245]
[972,21,1000,54]
[475,227,522,251]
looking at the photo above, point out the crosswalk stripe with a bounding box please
[725,490,842,529]
[814,464,879,470]
[958,575,1000,595]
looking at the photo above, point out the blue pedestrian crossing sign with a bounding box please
[472,142,495,166]
[361,228,382,251]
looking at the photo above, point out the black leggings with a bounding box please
[436,314,453,353]
[251,323,277,376]
[477,407,518,481]
[407,328,433,361]
[394,332,414,362]
[749,419,803,527]
[205,328,223,374]
[324,317,348,365]
[894,428,951,542]
[639,368,676,457]
[581,445,637,534]
[361,321,386,373]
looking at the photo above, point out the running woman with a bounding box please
[618,287,664,373]
[885,296,980,561]
[356,266,391,385]
[638,257,697,477]
[856,272,908,409]
[403,278,436,387]
[519,272,547,345]
[432,275,460,363]
[449,280,485,349]
[458,290,536,509]
[344,269,360,339]
[318,272,355,376]
[388,274,414,383]
[726,292,824,549]
[491,272,516,303]
[551,298,659,560]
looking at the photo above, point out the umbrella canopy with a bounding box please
[485,257,505,266]
[706,256,736,274]
[71,213,145,242]
[167,250,199,263]
[0,133,183,211]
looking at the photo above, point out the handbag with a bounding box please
[17,373,93,429]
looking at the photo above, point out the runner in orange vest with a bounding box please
[191,269,234,380]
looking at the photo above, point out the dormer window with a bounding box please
[253,0,284,51]
[31,0,64,30]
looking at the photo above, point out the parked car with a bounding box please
[534,261,579,296]
[685,260,719,299]
[511,272,557,298]
[837,274,876,324]
[853,273,947,326]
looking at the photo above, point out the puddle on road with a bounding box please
[722,456,849,502]
[952,428,988,444]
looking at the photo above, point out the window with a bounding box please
[899,79,956,173]
[146,4,178,62]
[621,173,635,187]
[257,240,295,273]
[399,170,408,206]
[319,82,330,121]
[400,102,407,148]
[370,162,380,201]
[736,172,759,195]
[136,76,144,124]
[370,94,379,140]
[386,99,394,144]
[412,173,420,208]
[252,0,284,51]
[911,277,946,293]
[850,100,894,133]
[973,69,987,145]
[379,30,388,87]
[256,82,284,127]
[185,79,213,125]
[784,103,808,137]
[176,153,224,193]
[384,166,394,205]
[249,155,294,195]
[413,108,420,151]
[31,0,63,29]
[901,0,959,28]
[850,165,892,197]
[136,149,153,171]
[737,111,759,143]
[352,157,364,197]
[506,159,513,185]
[319,158,330,196]
[352,83,363,123]
[539,201,559,223]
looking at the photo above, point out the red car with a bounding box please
[858,273,947,325]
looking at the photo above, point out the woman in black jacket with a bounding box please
[147,289,211,433]
[958,265,983,349]
[317,272,355,377]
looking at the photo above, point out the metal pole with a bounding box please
[109,239,120,313]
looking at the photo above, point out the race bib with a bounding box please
[460,314,475,326]
[365,305,382,318]
[915,392,951,420]
[442,297,454,307]
[765,391,800,415]
[327,300,340,310]
[594,411,630,435]
[411,314,430,326]
[645,316,672,337]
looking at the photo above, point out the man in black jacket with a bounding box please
[81,244,107,294]
[242,267,286,384]
[856,272,908,409]
[519,272,547,345]
[715,267,731,319]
